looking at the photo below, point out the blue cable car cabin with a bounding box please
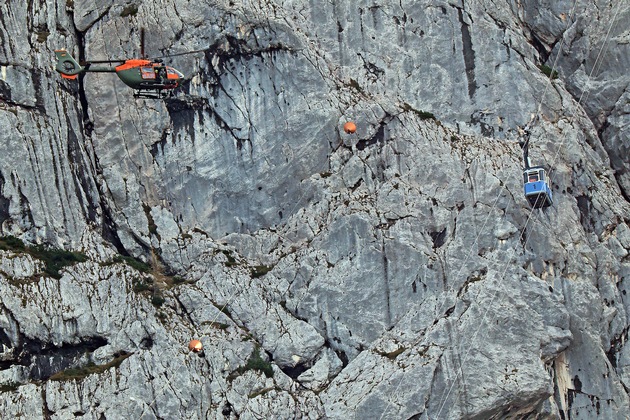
[523,166,553,208]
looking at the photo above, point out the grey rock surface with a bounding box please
[0,0,629,418]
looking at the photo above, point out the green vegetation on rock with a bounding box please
[49,353,132,382]
[0,236,87,279]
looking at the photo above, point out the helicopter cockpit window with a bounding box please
[166,68,184,78]
[141,67,156,79]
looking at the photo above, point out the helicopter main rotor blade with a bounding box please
[141,28,146,59]
[150,47,212,60]
[80,59,127,65]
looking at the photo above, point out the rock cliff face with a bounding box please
[1,0,629,418]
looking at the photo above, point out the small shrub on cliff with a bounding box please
[114,255,151,273]
[120,4,138,17]
[0,381,19,392]
[151,293,166,307]
[401,102,436,120]
[251,265,273,278]
[221,249,238,267]
[36,30,50,43]
[227,345,274,381]
[243,346,274,378]
[133,280,152,293]
[0,236,26,251]
[539,64,558,79]
[33,246,88,278]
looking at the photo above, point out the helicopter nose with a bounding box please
[166,67,184,80]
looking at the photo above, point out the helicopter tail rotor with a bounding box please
[54,50,84,79]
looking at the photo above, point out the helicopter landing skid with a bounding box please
[133,90,173,99]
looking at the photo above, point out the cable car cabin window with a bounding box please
[525,170,539,183]
[140,67,156,79]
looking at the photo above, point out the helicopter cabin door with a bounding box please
[140,67,156,79]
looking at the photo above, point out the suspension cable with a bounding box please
[435,3,622,418]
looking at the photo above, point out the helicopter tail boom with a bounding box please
[55,50,84,79]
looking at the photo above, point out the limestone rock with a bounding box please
[0,1,629,419]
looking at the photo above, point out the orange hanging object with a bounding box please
[188,339,203,353]
[343,122,357,134]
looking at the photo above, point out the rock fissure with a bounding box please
[456,6,477,99]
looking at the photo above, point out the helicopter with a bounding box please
[55,30,186,99]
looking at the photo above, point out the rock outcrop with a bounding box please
[1,0,629,418]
